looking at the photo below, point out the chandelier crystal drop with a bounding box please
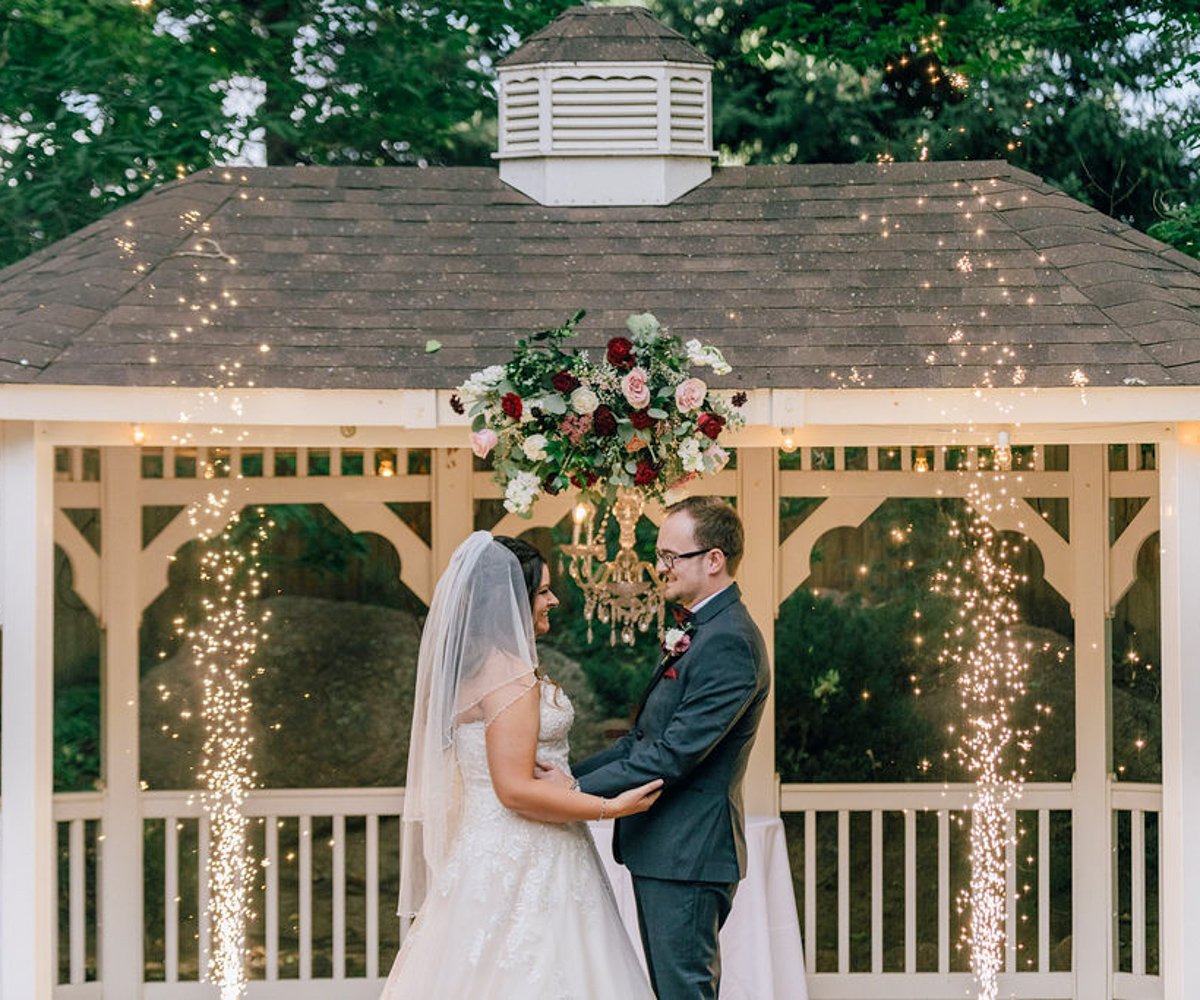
[561,489,665,646]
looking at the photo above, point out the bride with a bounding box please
[380,531,661,999]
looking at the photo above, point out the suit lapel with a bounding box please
[630,584,742,721]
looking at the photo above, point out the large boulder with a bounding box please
[141,595,606,789]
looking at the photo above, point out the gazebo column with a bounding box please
[0,422,55,998]
[1158,427,1200,996]
[738,447,777,815]
[1070,444,1114,997]
[432,447,473,579]
[98,447,144,995]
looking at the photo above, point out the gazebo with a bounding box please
[1,6,1198,999]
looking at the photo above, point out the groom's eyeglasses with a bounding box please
[656,547,716,570]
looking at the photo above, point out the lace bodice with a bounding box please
[455,679,574,791]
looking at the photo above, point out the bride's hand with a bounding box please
[607,778,664,818]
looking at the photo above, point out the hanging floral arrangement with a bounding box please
[455,311,746,515]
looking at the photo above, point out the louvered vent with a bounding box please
[669,75,707,147]
[550,76,658,150]
[502,76,541,153]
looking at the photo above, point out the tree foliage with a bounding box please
[650,0,1200,237]
[2,0,1198,265]
[0,0,572,266]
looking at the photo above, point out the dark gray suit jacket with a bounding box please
[574,584,769,883]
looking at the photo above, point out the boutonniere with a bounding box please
[662,623,693,660]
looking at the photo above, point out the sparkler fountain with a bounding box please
[183,468,271,998]
[936,471,1032,1000]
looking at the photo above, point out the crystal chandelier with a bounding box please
[561,488,665,645]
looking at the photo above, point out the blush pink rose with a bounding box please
[704,444,730,471]
[471,428,498,459]
[673,633,692,655]
[674,377,708,413]
[620,367,652,409]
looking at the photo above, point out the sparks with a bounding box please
[185,478,270,999]
[933,476,1032,1000]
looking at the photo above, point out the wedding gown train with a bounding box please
[380,680,653,999]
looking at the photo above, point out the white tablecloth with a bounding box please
[587,815,808,1000]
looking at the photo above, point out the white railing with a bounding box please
[1112,784,1164,1000]
[16,781,1159,998]
[140,787,404,999]
[779,781,1163,1000]
[53,792,103,996]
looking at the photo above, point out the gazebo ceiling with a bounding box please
[0,161,1198,392]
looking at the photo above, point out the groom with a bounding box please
[547,496,769,1000]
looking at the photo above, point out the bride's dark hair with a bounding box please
[492,535,561,697]
[493,536,546,605]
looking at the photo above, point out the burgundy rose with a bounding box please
[731,391,748,408]
[634,458,659,486]
[630,409,655,431]
[542,475,562,496]
[569,470,599,489]
[697,412,725,440]
[501,392,523,421]
[449,393,465,415]
[593,405,618,437]
[552,370,580,393]
[606,337,635,371]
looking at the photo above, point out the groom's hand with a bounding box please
[534,762,574,789]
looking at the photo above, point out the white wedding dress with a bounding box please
[380,680,653,999]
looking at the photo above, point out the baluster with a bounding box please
[1132,808,1145,977]
[804,811,816,976]
[366,814,380,979]
[904,809,916,974]
[937,810,950,974]
[299,816,313,979]
[70,819,84,984]
[1038,809,1050,974]
[333,814,346,978]
[166,817,179,982]
[871,809,883,974]
[1006,809,1017,973]
[266,817,279,981]
[838,810,849,975]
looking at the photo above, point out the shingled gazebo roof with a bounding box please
[1,160,1198,391]
[497,5,712,67]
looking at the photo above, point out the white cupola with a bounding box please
[495,5,715,206]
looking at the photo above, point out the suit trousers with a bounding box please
[632,875,738,1000]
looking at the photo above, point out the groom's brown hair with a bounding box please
[665,496,744,575]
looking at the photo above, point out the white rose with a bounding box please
[458,364,507,402]
[503,471,541,515]
[522,433,549,461]
[685,339,732,376]
[679,436,705,473]
[570,386,600,415]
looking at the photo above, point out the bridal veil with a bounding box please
[398,531,539,924]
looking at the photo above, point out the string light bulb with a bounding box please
[994,431,1012,472]
[779,427,798,453]
[913,449,930,473]
[377,457,396,477]
[131,423,147,444]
